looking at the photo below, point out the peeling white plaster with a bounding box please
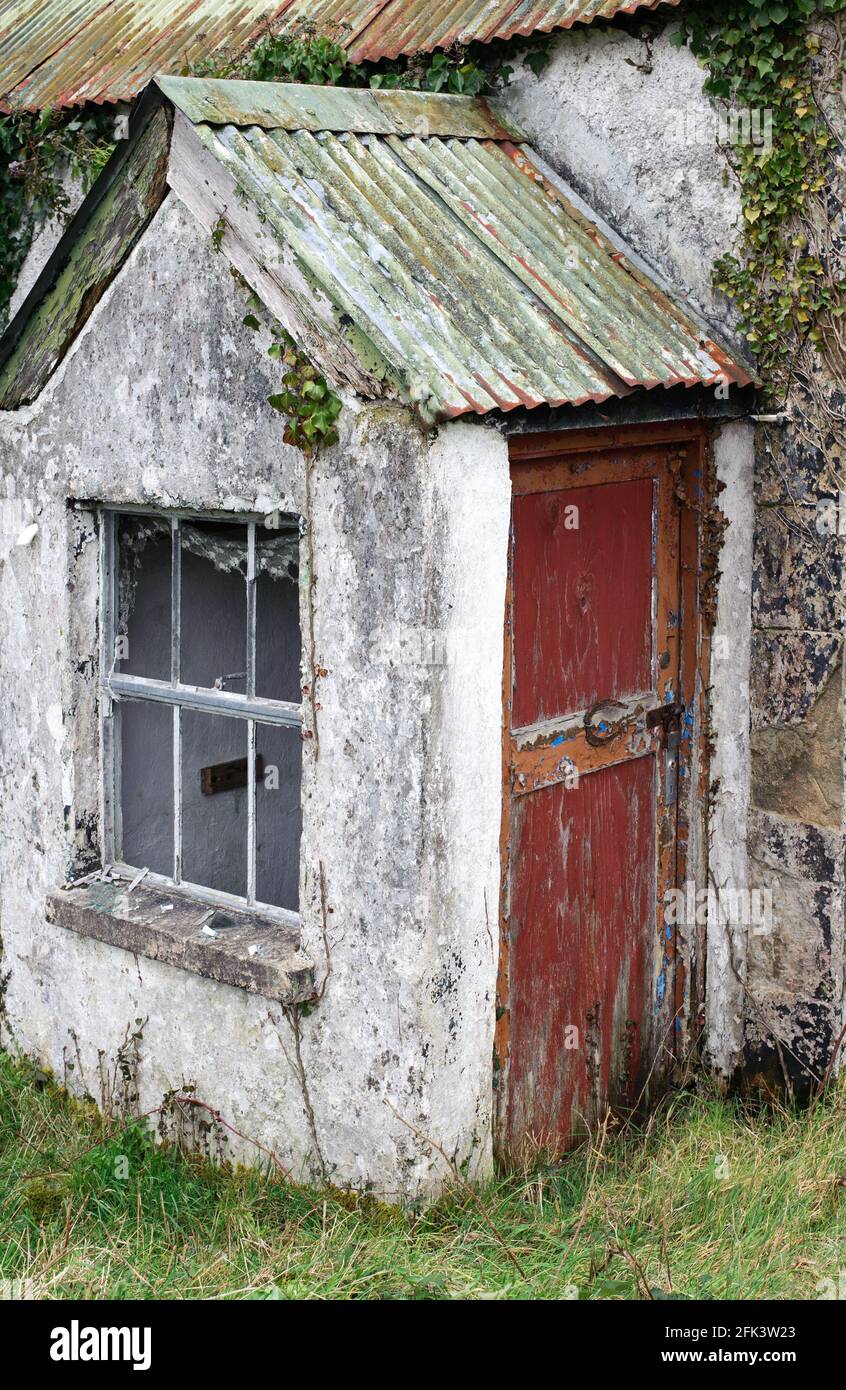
[500,23,744,336]
[0,195,510,1198]
[45,702,64,745]
[707,421,756,1077]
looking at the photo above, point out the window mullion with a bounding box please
[247,718,256,905]
[171,515,181,685]
[173,706,182,884]
[246,522,256,698]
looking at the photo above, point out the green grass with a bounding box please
[1,1049,845,1299]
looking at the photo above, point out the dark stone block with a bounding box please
[751,631,842,728]
[753,506,843,631]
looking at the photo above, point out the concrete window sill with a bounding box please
[47,880,316,1004]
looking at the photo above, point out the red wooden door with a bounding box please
[498,427,701,1155]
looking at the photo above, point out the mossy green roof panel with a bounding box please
[1,0,684,110]
[0,79,750,418]
[155,74,524,138]
[166,79,750,424]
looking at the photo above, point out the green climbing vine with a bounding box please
[675,0,846,390]
[0,106,115,329]
[235,284,341,453]
[188,17,547,97]
[265,331,342,452]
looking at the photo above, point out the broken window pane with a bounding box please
[119,699,174,876]
[181,710,247,897]
[180,520,247,691]
[116,515,171,680]
[255,723,302,911]
[255,525,301,703]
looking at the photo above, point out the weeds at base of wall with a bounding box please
[10,1048,846,1298]
[267,1008,327,1183]
[97,1018,146,1122]
[157,1085,230,1164]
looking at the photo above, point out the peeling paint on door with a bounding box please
[497,424,705,1155]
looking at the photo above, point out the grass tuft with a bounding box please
[1,1051,845,1299]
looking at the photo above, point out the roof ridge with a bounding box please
[154,73,527,140]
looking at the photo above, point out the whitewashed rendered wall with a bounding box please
[0,194,510,1197]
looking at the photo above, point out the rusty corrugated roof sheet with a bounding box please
[0,0,288,109]
[1,0,683,110]
[162,77,748,424]
[317,0,681,63]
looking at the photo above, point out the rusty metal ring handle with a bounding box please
[583,698,627,747]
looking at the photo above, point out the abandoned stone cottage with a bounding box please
[0,2,843,1199]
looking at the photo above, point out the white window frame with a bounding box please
[99,505,302,927]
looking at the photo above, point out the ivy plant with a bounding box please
[266,330,342,452]
[189,27,349,86]
[674,0,846,384]
[0,106,114,328]
[188,19,546,99]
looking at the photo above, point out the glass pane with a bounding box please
[255,525,301,703]
[181,710,247,897]
[180,520,247,691]
[256,723,302,911]
[119,699,173,875]
[116,514,172,680]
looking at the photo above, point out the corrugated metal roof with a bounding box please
[1,0,684,110]
[0,0,289,109]
[329,0,681,63]
[164,77,749,424]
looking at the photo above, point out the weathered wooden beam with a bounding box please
[0,89,172,411]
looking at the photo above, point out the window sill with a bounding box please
[47,880,316,1004]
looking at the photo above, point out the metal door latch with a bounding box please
[583,698,628,747]
[646,700,684,803]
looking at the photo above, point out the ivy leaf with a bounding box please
[524,49,549,76]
